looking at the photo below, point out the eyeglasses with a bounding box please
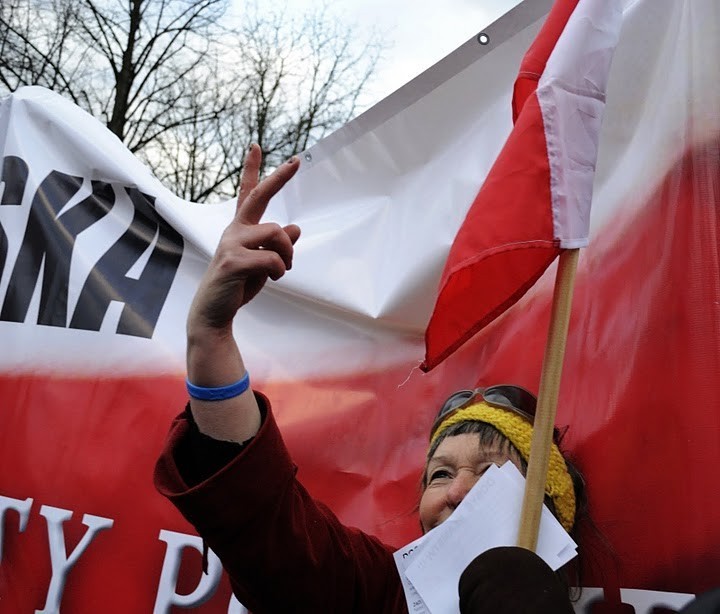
[429,384,539,441]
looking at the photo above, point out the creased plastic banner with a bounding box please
[1,0,719,611]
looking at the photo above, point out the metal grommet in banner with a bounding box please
[304,153,312,162]
[477,33,489,45]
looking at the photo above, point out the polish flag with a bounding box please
[423,0,622,371]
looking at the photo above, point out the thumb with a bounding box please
[284,224,301,245]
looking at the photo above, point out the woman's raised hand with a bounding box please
[188,145,301,333]
[185,146,301,443]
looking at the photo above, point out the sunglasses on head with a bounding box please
[429,384,539,441]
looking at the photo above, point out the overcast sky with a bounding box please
[319,0,521,105]
[232,0,521,109]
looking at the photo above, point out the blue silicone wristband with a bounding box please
[186,372,250,401]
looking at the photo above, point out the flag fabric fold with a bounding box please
[423,0,622,372]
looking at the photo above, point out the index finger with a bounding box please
[236,144,262,216]
[237,156,300,225]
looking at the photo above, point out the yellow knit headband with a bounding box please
[430,401,576,532]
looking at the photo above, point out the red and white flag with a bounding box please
[423,0,622,371]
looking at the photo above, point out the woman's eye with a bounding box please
[429,469,452,482]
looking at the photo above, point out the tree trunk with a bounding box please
[107,0,142,139]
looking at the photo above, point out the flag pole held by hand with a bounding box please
[517,248,579,551]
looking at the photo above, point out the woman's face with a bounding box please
[418,432,523,533]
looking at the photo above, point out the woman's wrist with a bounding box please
[185,329,261,442]
[186,323,245,387]
[186,315,233,345]
[186,372,250,401]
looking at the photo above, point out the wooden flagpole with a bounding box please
[517,248,580,550]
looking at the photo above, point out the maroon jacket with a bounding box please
[154,394,408,614]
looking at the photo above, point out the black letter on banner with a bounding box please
[0,156,30,285]
[70,187,184,338]
[0,173,115,325]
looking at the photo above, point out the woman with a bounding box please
[154,146,583,613]
[421,385,577,536]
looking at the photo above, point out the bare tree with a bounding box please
[1,0,229,150]
[162,4,382,201]
[0,0,88,103]
[0,0,382,202]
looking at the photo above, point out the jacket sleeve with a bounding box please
[154,393,407,614]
